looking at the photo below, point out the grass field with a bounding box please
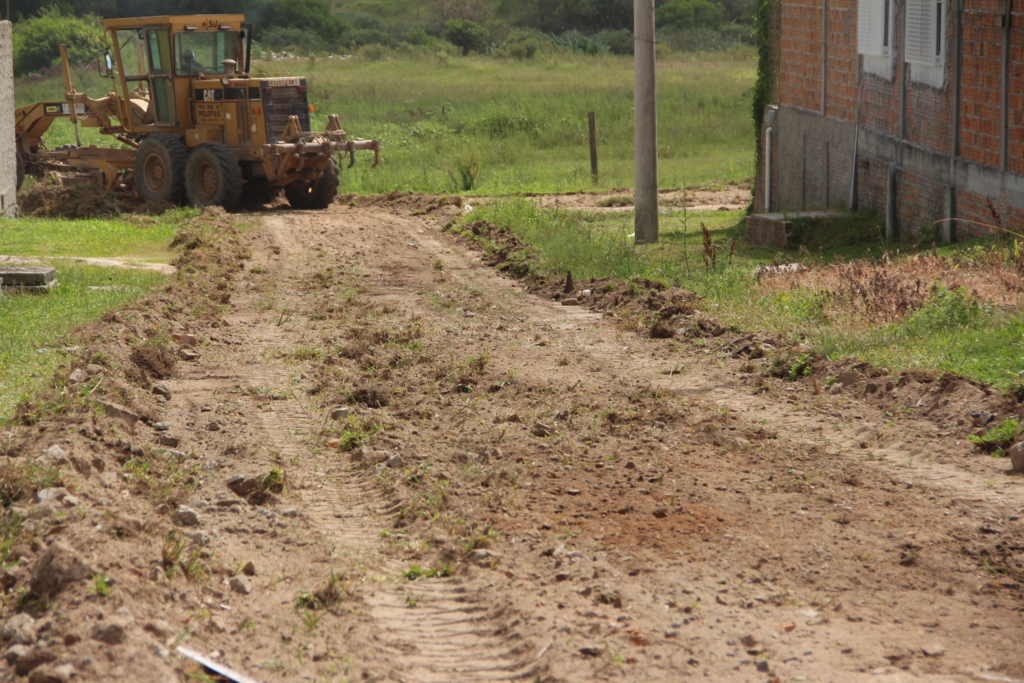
[20,51,756,195]
[0,212,188,421]
[0,211,189,262]
[0,264,169,420]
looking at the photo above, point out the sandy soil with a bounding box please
[0,194,1021,683]
[478,186,752,213]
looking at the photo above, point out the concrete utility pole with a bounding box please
[634,0,658,244]
[1,20,16,218]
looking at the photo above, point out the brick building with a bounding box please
[756,0,1024,240]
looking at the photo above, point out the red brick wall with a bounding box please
[780,0,824,111]
[955,191,1024,240]
[825,0,858,121]
[960,0,1003,167]
[895,169,946,232]
[857,156,889,215]
[1008,0,1024,174]
[774,0,1024,237]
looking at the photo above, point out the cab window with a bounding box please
[175,31,239,75]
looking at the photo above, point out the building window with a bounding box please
[858,0,891,56]
[905,0,946,86]
[906,0,944,65]
[859,0,895,79]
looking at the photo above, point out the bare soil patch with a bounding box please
[0,197,1021,683]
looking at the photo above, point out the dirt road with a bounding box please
[1,197,1022,683]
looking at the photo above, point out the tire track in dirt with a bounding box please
[246,215,548,683]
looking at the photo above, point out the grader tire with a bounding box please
[185,142,243,211]
[135,135,188,204]
[284,159,339,210]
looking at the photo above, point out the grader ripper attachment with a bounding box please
[14,15,380,211]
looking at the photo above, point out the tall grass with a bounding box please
[302,51,755,194]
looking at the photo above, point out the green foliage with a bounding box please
[968,418,1020,454]
[907,285,993,334]
[592,28,634,55]
[446,151,481,191]
[443,18,490,55]
[551,30,609,55]
[657,0,727,30]
[12,8,104,75]
[402,564,452,579]
[751,0,772,201]
[260,0,351,47]
[90,573,112,597]
[495,27,550,60]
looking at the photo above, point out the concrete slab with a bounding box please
[0,266,58,291]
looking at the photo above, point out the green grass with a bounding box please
[464,199,1024,389]
[300,51,756,194]
[0,211,192,262]
[0,264,169,420]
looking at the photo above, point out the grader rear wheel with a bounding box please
[184,142,243,211]
[135,135,188,204]
[16,151,25,191]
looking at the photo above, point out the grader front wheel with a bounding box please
[135,135,188,204]
[284,159,339,210]
[185,142,243,211]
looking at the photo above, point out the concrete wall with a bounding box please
[774,106,856,211]
[0,21,14,218]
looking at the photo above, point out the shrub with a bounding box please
[344,28,398,49]
[356,44,390,62]
[443,18,490,55]
[656,0,727,30]
[593,28,634,55]
[261,0,350,47]
[496,28,550,60]
[12,8,104,75]
[551,30,609,55]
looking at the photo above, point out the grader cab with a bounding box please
[14,15,380,210]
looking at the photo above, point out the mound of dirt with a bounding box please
[18,176,175,219]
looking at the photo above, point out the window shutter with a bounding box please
[906,0,940,65]
[858,0,886,55]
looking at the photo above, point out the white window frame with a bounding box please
[858,0,896,80]
[905,0,947,87]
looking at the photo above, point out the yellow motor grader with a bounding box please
[14,14,380,210]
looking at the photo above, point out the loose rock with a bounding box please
[173,506,201,527]
[90,617,129,645]
[229,576,252,595]
[1,614,38,645]
[158,433,181,447]
[468,549,501,567]
[152,384,172,399]
[1007,442,1024,473]
[29,542,92,599]
[13,647,57,676]
[226,475,258,497]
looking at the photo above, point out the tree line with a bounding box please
[9,0,755,75]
